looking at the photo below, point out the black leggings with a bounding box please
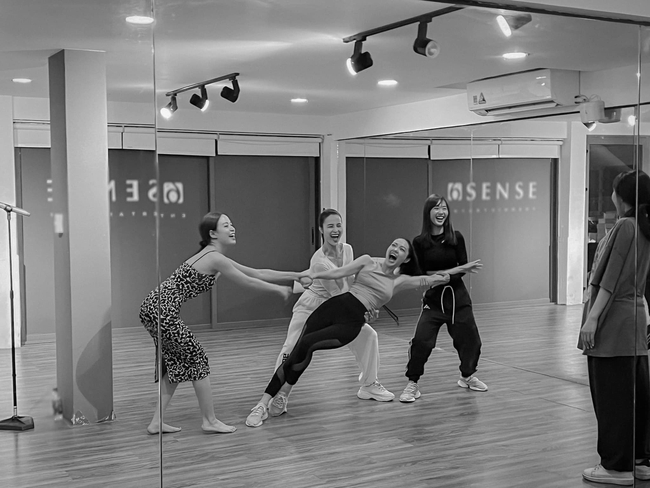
[265,292,367,397]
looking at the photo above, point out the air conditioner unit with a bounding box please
[467,68,579,116]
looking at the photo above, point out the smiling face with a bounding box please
[210,214,236,246]
[385,238,411,267]
[320,213,343,247]
[429,200,449,229]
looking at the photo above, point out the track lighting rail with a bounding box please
[165,72,239,97]
[342,6,463,43]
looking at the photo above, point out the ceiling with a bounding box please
[0,0,646,118]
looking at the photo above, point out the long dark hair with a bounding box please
[614,170,650,240]
[198,212,223,249]
[418,194,457,246]
[398,238,422,276]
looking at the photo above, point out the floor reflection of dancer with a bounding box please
[263,209,394,422]
[400,194,486,403]
[139,212,309,434]
[246,237,450,428]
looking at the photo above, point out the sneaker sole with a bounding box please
[457,380,488,392]
[269,408,287,417]
[399,392,421,403]
[583,474,633,486]
[357,391,395,402]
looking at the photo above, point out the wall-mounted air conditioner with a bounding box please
[467,68,579,116]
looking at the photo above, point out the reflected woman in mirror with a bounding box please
[139,211,309,435]
[262,209,394,423]
[579,170,650,485]
[245,237,449,428]
[400,194,485,403]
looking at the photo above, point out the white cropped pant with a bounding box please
[274,293,380,386]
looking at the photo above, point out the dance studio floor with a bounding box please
[0,301,648,487]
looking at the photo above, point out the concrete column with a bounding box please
[557,121,588,305]
[320,136,347,234]
[49,50,113,424]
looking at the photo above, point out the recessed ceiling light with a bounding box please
[378,79,398,86]
[502,52,528,60]
[12,78,32,84]
[291,98,308,103]
[126,15,154,25]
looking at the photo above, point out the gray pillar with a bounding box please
[49,50,113,424]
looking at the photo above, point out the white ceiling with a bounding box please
[0,0,646,117]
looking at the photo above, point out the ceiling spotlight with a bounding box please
[160,95,178,119]
[496,13,532,37]
[347,40,373,75]
[126,15,154,25]
[502,52,528,60]
[221,78,240,103]
[12,78,32,84]
[291,98,308,103]
[413,21,440,58]
[378,79,398,86]
[190,85,210,111]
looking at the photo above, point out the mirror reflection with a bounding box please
[1,1,649,487]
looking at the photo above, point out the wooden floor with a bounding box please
[0,301,648,488]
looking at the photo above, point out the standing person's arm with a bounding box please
[580,219,635,349]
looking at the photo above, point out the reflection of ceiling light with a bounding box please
[584,122,597,131]
[347,40,373,75]
[378,79,398,86]
[126,16,154,25]
[12,78,32,84]
[220,79,240,103]
[502,52,528,60]
[496,13,532,37]
[291,98,308,103]
[628,115,637,126]
[190,85,210,111]
[160,95,178,119]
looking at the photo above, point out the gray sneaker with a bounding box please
[269,392,288,417]
[245,402,268,427]
[399,381,421,403]
[357,381,395,402]
[457,375,488,392]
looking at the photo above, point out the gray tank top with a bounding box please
[350,258,396,310]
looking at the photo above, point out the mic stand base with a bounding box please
[0,415,34,431]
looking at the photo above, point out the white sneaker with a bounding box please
[245,402,268,428]
[457,375,488,392]
[399,381,421,403]
[357,381,395,402]
[582,464,633,485]
[269,392,288,417]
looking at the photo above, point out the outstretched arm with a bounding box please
[425,259,482,276]
[310,255,374,281]
[394,272,450,294]
[208,253,292,300]
[229,260,309,284]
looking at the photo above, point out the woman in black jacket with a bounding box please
[400,194,486,403]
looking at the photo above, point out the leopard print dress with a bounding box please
[139,253,216,383]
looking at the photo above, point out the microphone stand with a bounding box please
[0,205,34,431]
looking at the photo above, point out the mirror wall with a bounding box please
[2,1,650,487]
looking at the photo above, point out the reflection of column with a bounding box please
[321,136,346,228]
[48,50,113,424]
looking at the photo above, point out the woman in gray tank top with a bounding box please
[246,237,449,428]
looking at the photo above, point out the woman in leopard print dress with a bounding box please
[140,211,309,434]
